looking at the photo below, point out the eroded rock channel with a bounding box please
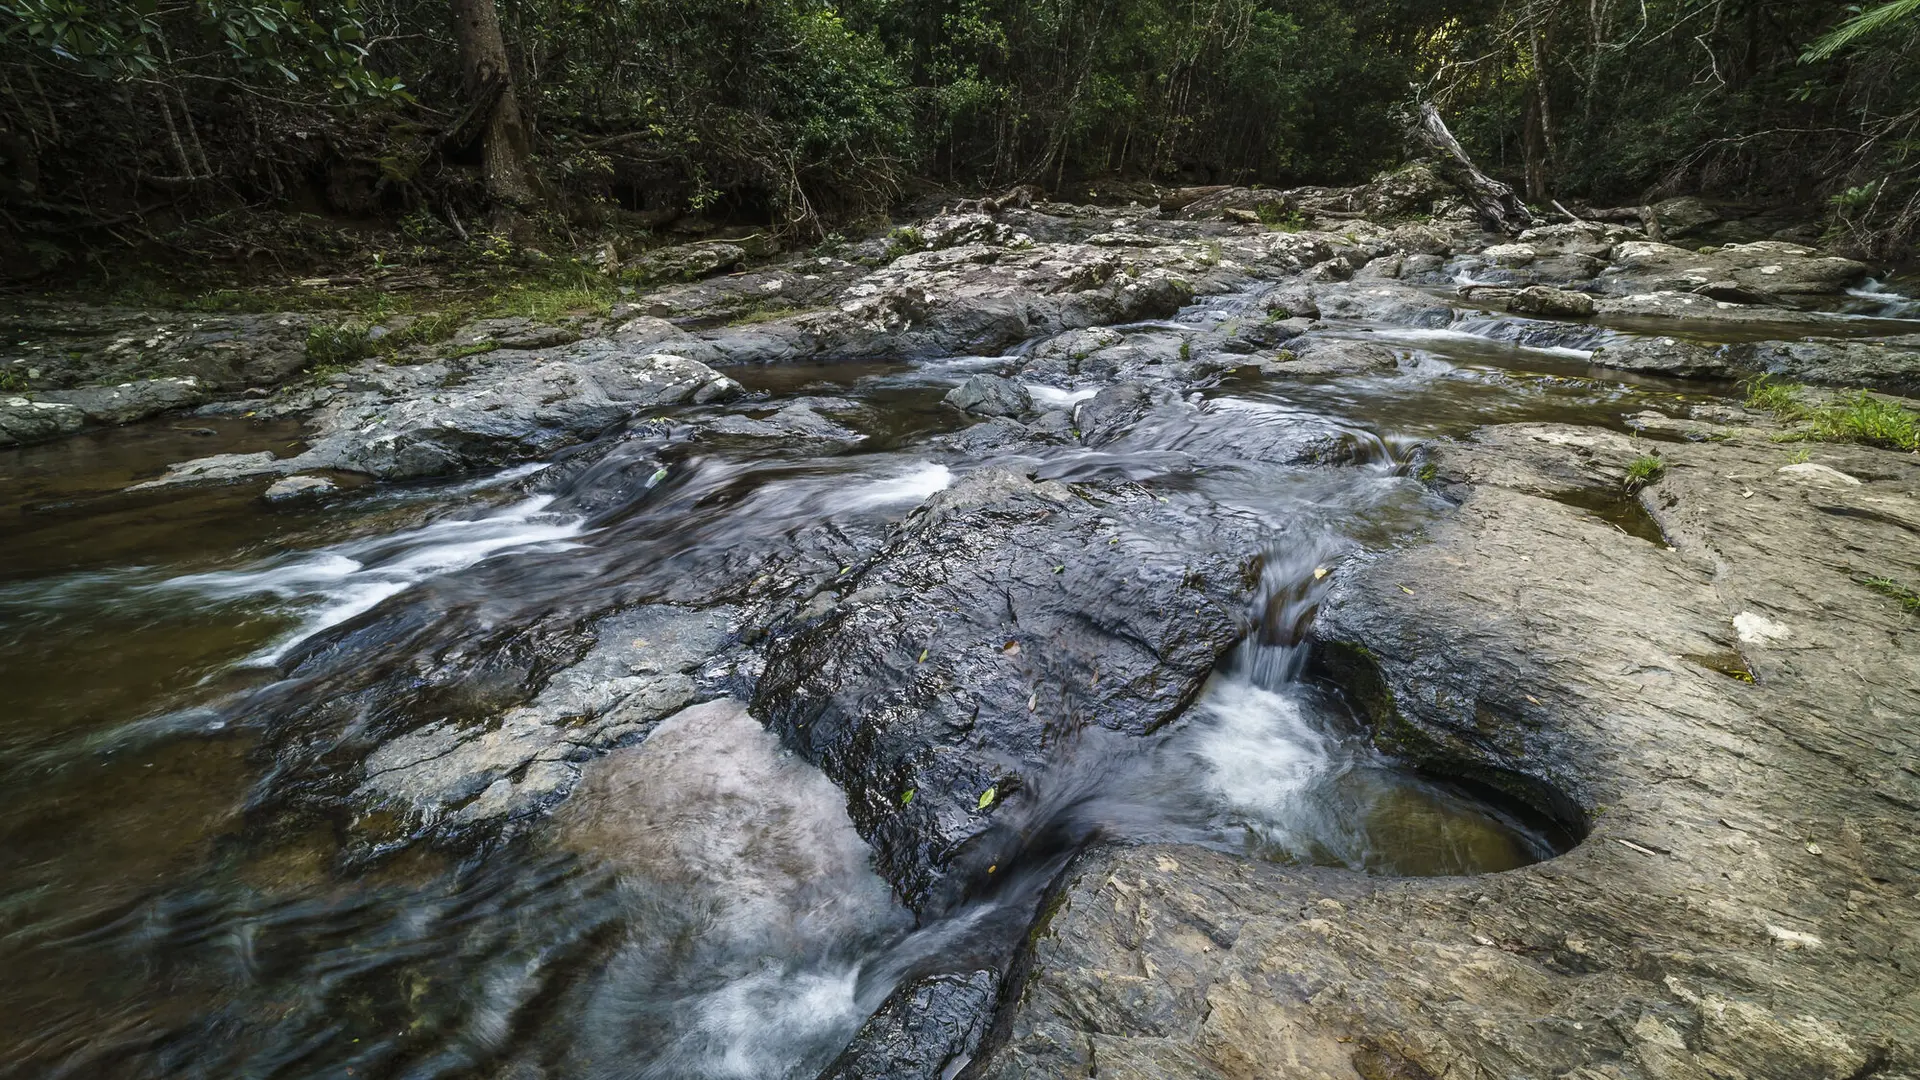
[2,190,1916,1079]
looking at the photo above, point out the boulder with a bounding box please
[262,475,339,502]
[1507,285,1597,318]
[1600,241,1869,300]
[751,469,1256,911]
[944,374,1034,418]
[1589,335,1743,379]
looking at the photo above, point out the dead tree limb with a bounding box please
[1411,102,1536,234]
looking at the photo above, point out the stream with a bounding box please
[1,280,1906,1078]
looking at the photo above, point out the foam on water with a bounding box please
[1024,384,1099,408]
[839,461,954,509]
[155,494,588,662]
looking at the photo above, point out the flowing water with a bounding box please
[5,279,1900,1078]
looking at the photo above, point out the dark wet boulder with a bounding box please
[751,469,1256,911]
[819,970,1000,1080]
[1744,334,1920,392]
[1589,335,1745,379]
[945,374,1033,418]
[1071,383,1155,444]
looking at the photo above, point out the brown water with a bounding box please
[1,285,1870,1078]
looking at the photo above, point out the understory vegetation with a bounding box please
[1744,376,1920,452]
[3,1,1920,273]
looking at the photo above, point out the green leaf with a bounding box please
[977,785,996,810]
[899,788,915,806]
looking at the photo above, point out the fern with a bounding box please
[1802,0,1920,62]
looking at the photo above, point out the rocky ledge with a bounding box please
[982,413,1920,1079]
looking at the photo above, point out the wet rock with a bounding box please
[129,450,289,490]
[1072,383,1155,444]
[1308,282,1454,327]
[0,395,86,447]
[357,605,741,836]
[751,469,1255,910]
[1599,240,1869,300]
[1592,290,1835,326]
[820,970,1000,1080]
[0,304,313,394]
[1744,334,1920,391]
[945,374,1034,418]
[452,317,584,351]
[286,350,742,480]
[984,422,1920,1080]
[1507,284,1596,318]
[1265,338,1403,376]
[1649,194,1724,239]
[1590,335,1744,379]
[0,377,210,446]
[263,475,338,502]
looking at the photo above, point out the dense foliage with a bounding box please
[2,0,1918,265]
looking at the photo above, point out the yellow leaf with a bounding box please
[977,786,997,810]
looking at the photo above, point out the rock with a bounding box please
[1590,336,1745,379]
[1600,241,1869,300]
[354,605,740,837]
[944,374,1034,418]
[1744,335,1920,392]
[1591,291,1835,326]
[285,350,742,480]
[1507,285,1596,318]
[624,241,749,282]
[1650,194,1724,239]
[1517,222,1631,259]
[0,396,85,447]
[1265,338,1403,376]
[820,970,1000,1080]
[262,475,338,502]
[128,451,288,490]
[0,305,313,394]
[984,423,1920,1080]
[1481,242,1536,267]
[751,469,1255,911]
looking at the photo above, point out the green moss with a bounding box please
[1744,375,1806,419]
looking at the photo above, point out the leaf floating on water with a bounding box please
[900,788,915,806]
[1001,640,1021,656]
[1026,692,1037,712]
[1313,566,1329,580]
[647,466,669,487]
[1053,565,1065,574]
[977,785,997,810]
[1399,585,1415,595]
[917,647,929,663]
[1806,841,1823,856]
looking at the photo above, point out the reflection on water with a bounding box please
[0,289,1764,1077]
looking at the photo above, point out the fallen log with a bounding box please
[1410,102,1535,235]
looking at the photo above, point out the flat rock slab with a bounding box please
[984,422,1920,1079]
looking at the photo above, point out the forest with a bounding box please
[2,0,1919,273]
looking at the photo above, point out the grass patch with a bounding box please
[305,320,377,368]
[1744,375,1806,418]
[1745,376,1919,452]
[488,274,616,321]
[1623,454,1666,491]
[1258,203,1306,231]
[1864,577,1920,615]
[1802,393,1919,452]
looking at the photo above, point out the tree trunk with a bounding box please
[449,0,537,210]
[1410,102,1536,234]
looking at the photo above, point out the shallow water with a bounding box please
[0,283,1837,1078]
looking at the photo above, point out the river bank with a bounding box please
[1,174,1915,1079]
